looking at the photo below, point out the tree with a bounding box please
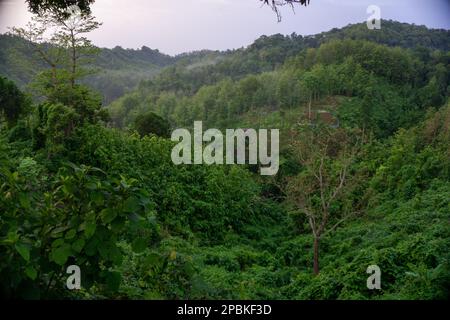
[11,5,101,95]
[11,4,104,128]
[0,77,30,129]
[25,0,94,15]
[283,126,365,275]
[134,111,171,138]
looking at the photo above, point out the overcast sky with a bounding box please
[0,0,449,55]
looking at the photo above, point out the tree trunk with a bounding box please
[313,236,320,275]
[308,94,312,121]
[71,30,76,88]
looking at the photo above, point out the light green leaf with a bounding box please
[84,221,96,238]
[65,229,77,240]
[15,243,30,262]
[25,266,37,280]
[50,244,71,266]
[52,238,65,248]
[85,182,98,190]
[90,191,104,205]
[72,238,85,253]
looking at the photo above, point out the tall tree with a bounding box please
[283,126,365,275]
[134,111,171,138]
[0,77,29,128]
[11,5,101,101]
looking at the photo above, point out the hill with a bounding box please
[0,34,175,104]
[107,20,450,132]
[1,20,449,105]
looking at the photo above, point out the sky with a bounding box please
[0,0,449,55]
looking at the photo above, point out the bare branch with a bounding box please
[261,0,311,22]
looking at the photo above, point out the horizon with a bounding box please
[1,19,449,57]
[0,0,449,55]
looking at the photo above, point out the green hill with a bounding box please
[0,34,174,104]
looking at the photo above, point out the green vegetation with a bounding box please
[0,34,173,104]
[0,77,30,129]
[0,14,449,299]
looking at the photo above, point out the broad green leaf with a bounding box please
[51,226,69,238]
[65,229,77,240]
[85,182,98,190]
[97,242,109,259]
[110,217,126,232]
[123,196,140,213]
[6,231,19,243]
[84,221,96,238]
[50,244,71,266]
[72,238,85,253]
[15,243,30,262]
[85,238,99,256]
[62,182,75,195]
[52,238,65,248]
[100,208,117,224]
[90,191,104,205]
[25,266,37,280]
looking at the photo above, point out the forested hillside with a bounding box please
[0,34,174,104]
[0,14,449,300]
[2,20,449,104]
[107,20,450,128]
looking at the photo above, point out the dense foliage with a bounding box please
[109,38,449,138]
[0,20,449,299]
